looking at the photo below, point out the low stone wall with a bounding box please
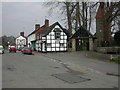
[97,47,120,54]
[86,51,120,61]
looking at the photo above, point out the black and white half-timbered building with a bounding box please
[36,22,70,52]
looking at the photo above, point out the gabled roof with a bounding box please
[16,35,27,39]
[27,28,39,37]
[71,26,94,39]
[96,7,103,19]
[27,22,49,37]
[39,22,70,37]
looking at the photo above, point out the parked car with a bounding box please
[9,46,16,53]
[0,45,4,54]
[21,47,32,54]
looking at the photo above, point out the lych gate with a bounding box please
[76,38,89,51]
[70,26,96,51]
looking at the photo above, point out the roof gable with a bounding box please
[71,26,94,39]
[27,29,37,37]
[53,28,62,32]
[16,36,26,39]
[39,22,70,37]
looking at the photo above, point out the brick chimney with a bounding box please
[35,24,40,30]
[45,19,49,28]
[20,32,24,37]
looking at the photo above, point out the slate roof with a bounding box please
[71,26,95,39]
[16,35,27,39]
[27,28,39,37]
[39,22,70,37]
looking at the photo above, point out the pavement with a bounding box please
[2,50,119,88]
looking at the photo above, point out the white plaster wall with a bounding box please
[27,34,35,44]
[51,40,55,43]
[36,40,42,51]
[16,36,27,49]
[38,24,68,52]
[47,35,50,39]
[47,48,51,51]
[16,36,26,45]
[56,48,59,51]
[52,48,55,51]
[47,40,51,43]
[52,44,55,47]
[60,48,64,51]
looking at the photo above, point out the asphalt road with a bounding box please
[2,50,119,88]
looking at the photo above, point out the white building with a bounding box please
[27,20,49,50]
[16,32,27,49]
[27,32,36,50]
[36,22,70,52]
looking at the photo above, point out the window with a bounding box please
[47,43,51,47]
[60,43,64,47]
[55,32,60,39]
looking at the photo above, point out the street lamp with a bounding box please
[8,41,10,49]
[8,41,9,45]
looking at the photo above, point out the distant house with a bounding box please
[36,22,70,52]
[16,32,27,49]
[27,19,49,50]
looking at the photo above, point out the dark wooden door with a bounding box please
[76,39,81,51]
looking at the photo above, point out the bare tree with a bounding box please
[100,2,120,43]
[65,2,73,35]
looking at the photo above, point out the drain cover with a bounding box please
[52,73,90,84]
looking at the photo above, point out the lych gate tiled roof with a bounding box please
[39,22,70,37]
[71,26,94,39]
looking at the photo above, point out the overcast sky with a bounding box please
[1,2,66,37]
[0,2,2,37]
[1,0,98,37]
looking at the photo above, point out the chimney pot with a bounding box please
[45,19,49,28]
[35,24,40,30]
[20,32,24,37]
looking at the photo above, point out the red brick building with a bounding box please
[27,19,49,50]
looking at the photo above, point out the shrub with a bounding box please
[111,56,120,64]
[114,31,120,46]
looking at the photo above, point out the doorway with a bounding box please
[76,39,89,51]
[41,41,46,52]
